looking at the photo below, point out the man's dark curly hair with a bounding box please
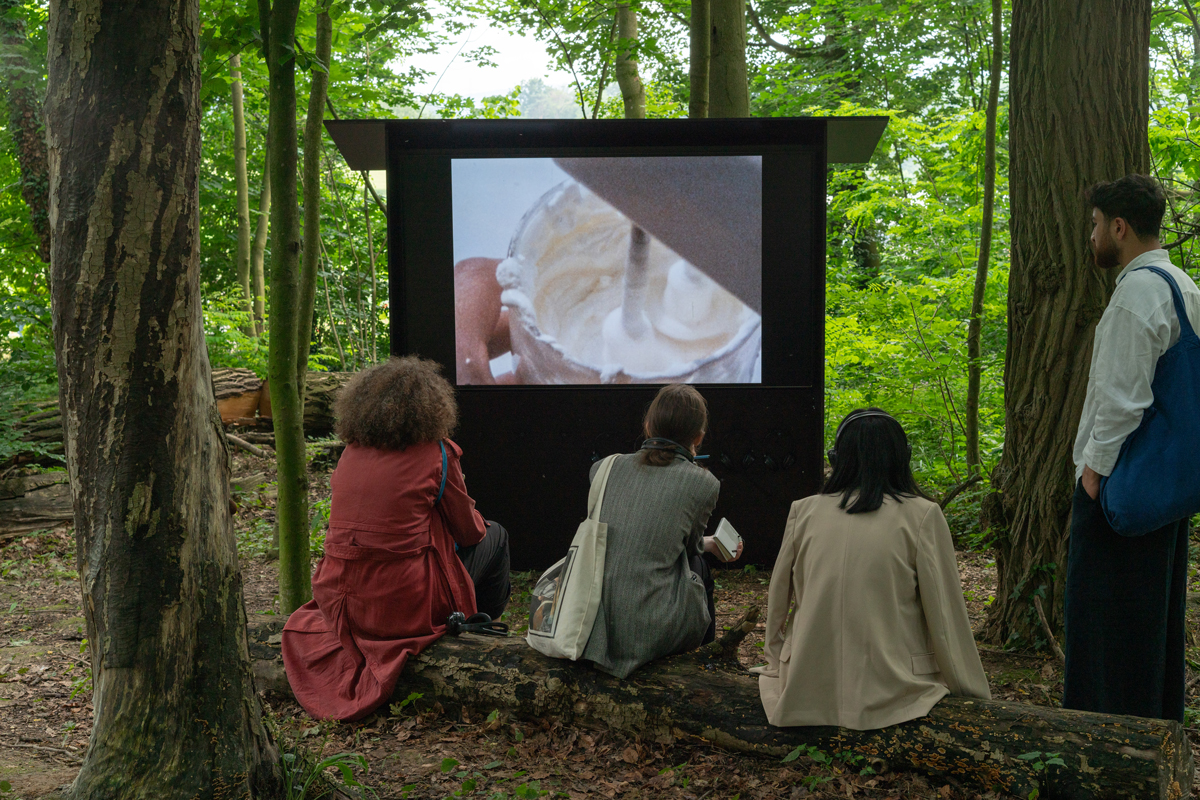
[1086,174,1166,241]
[334,356,457,450]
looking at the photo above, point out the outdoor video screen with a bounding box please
[451,156,763,386]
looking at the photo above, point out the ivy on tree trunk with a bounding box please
[44,0,281,795]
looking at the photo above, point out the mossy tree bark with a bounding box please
[298,9,333,401]
[44,0,282,796]
[260,0,311,615]
[965,0,1003,474]
[708,0,748,117]
[615,3,645,119]
[232,53,256,336]
[0,0,50,264]
[982,0,1151,646]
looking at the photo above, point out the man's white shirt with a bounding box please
[1074,249,1200,480]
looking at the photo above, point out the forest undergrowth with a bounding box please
[2,449,1198,799]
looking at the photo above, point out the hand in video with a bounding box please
[704,536,744,563]
[454,257,515,385]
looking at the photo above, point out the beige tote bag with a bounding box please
[525,454,619,660]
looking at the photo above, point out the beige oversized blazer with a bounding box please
[758,492,990,730]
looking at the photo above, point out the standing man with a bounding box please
[1065,174,1200,721]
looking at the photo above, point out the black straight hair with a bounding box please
[823,408,930,514]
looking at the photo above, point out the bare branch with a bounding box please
[1032,595,1065,664]
[227,433,270,458]
[745,1,822,59]
[1165,230,1197,250]
[940,474,983,511]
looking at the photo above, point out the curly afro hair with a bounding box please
[334,356,458,450]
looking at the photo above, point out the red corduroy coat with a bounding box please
[281,439,486,720]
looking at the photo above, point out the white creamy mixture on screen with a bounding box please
[497,181,758,378]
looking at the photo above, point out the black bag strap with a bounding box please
[1135,266,1197,342]
[435,440,448,506]
[446,611,509,637]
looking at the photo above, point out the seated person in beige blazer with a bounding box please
[758,408,990,730]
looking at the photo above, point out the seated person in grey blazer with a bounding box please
[581,384,743,679]
[758,408,990,730]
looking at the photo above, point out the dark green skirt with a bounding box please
[1063,479,1188,722]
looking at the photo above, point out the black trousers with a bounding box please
[457,520,512,620]
[689,554,717,645]
[1063,479,1189,721]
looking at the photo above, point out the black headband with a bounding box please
[833,410,900,448]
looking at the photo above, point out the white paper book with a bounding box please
[713,517,743,562]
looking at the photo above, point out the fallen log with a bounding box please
[230,472,268,494]
[246,616,1191,800]
[258,370,352,437]
[226,433,270,458]
[212,368,264,424]
[0,472,72,535]
[236,432,277,446]
[212,368,264,399]
[4,372,354,461]
[0,472,271,536]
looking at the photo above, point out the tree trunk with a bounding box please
[232,53,256,336]
[248,620,1192,800]
[708,0,749,117]
[689,0,710,117]
[44,0,281,796]
[965,0,1003,474]
[364,181,379,363]
[319,240,348,369]
[298,10,332,403]
[261,0,310,615]
[252,148,271,336]
[1182,0,1200,108]
[0,0,51,264]
[615,3,646,119]
[982,0,1151,646]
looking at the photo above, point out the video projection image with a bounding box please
[452,156,762,386]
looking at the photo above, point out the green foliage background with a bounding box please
[0,0,1197,505]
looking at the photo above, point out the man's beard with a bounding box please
[1092,233,1120,270]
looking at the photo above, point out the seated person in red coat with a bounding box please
[282,356,511,721]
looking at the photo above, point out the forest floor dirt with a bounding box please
[1,450,1197,799]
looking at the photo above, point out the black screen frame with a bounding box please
[383,118,828,569]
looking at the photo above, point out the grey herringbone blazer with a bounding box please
[581,452,719,678]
